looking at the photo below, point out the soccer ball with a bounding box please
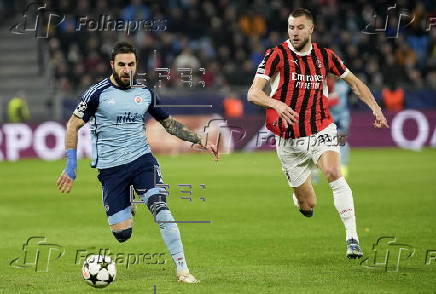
[82,255,116,288]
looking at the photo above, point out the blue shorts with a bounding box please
[97,153,164,225]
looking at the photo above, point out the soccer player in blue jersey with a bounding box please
[328,77,351,177]
[56,42,218,283]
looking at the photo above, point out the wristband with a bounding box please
[65,149,77,179]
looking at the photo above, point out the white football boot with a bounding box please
[177,270,200,283]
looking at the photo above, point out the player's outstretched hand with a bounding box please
[193,141,220,161]
[372,108,389,128]
[272,100,299,128]
[205,143,219,161]
[56,171,75,193]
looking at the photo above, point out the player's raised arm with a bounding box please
[342,72,389,128]
[56,115,85,193]
[158,117,219,161]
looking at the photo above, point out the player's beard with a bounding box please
[113,70,135,89]
[293,36,309,51]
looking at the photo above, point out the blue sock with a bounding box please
[340,142,350,165]
[155,210,189,272]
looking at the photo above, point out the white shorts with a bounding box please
[275,123,340,187]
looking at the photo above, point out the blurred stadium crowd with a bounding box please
[33,0,436,93]
[0,0,435,151]
[0,0,435,118]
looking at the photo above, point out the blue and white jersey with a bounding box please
[73,78,169,169]
[330,79,350,133]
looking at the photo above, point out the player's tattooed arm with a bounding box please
[159,117,202,145]
[159,117,220,160]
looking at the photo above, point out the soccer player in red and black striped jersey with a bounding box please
[247,8,389,259]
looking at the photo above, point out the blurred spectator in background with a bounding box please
[223,91,244,118]
[174,47,200,69]
[8,94,30,123]
[34,0,435,112]
[238,9,266,38]
[122,0,151,22]
[382,55,407,89]
[381,86,405,111]
[0,0,18,24]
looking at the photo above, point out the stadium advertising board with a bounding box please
[0,110,435,161]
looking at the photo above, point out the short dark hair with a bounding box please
[289,8,313,22]
[111,41,137,61]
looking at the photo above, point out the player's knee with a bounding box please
[112,227,132,243]
[146,194,169,215]
[324,167,341,182]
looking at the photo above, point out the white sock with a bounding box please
[172,252,188,273]
[155,210,189,272]
[292,193,300,208]
[328,177,358,241]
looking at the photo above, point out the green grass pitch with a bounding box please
[1,148,435,293]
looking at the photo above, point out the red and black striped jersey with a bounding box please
[255,40,349,139]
